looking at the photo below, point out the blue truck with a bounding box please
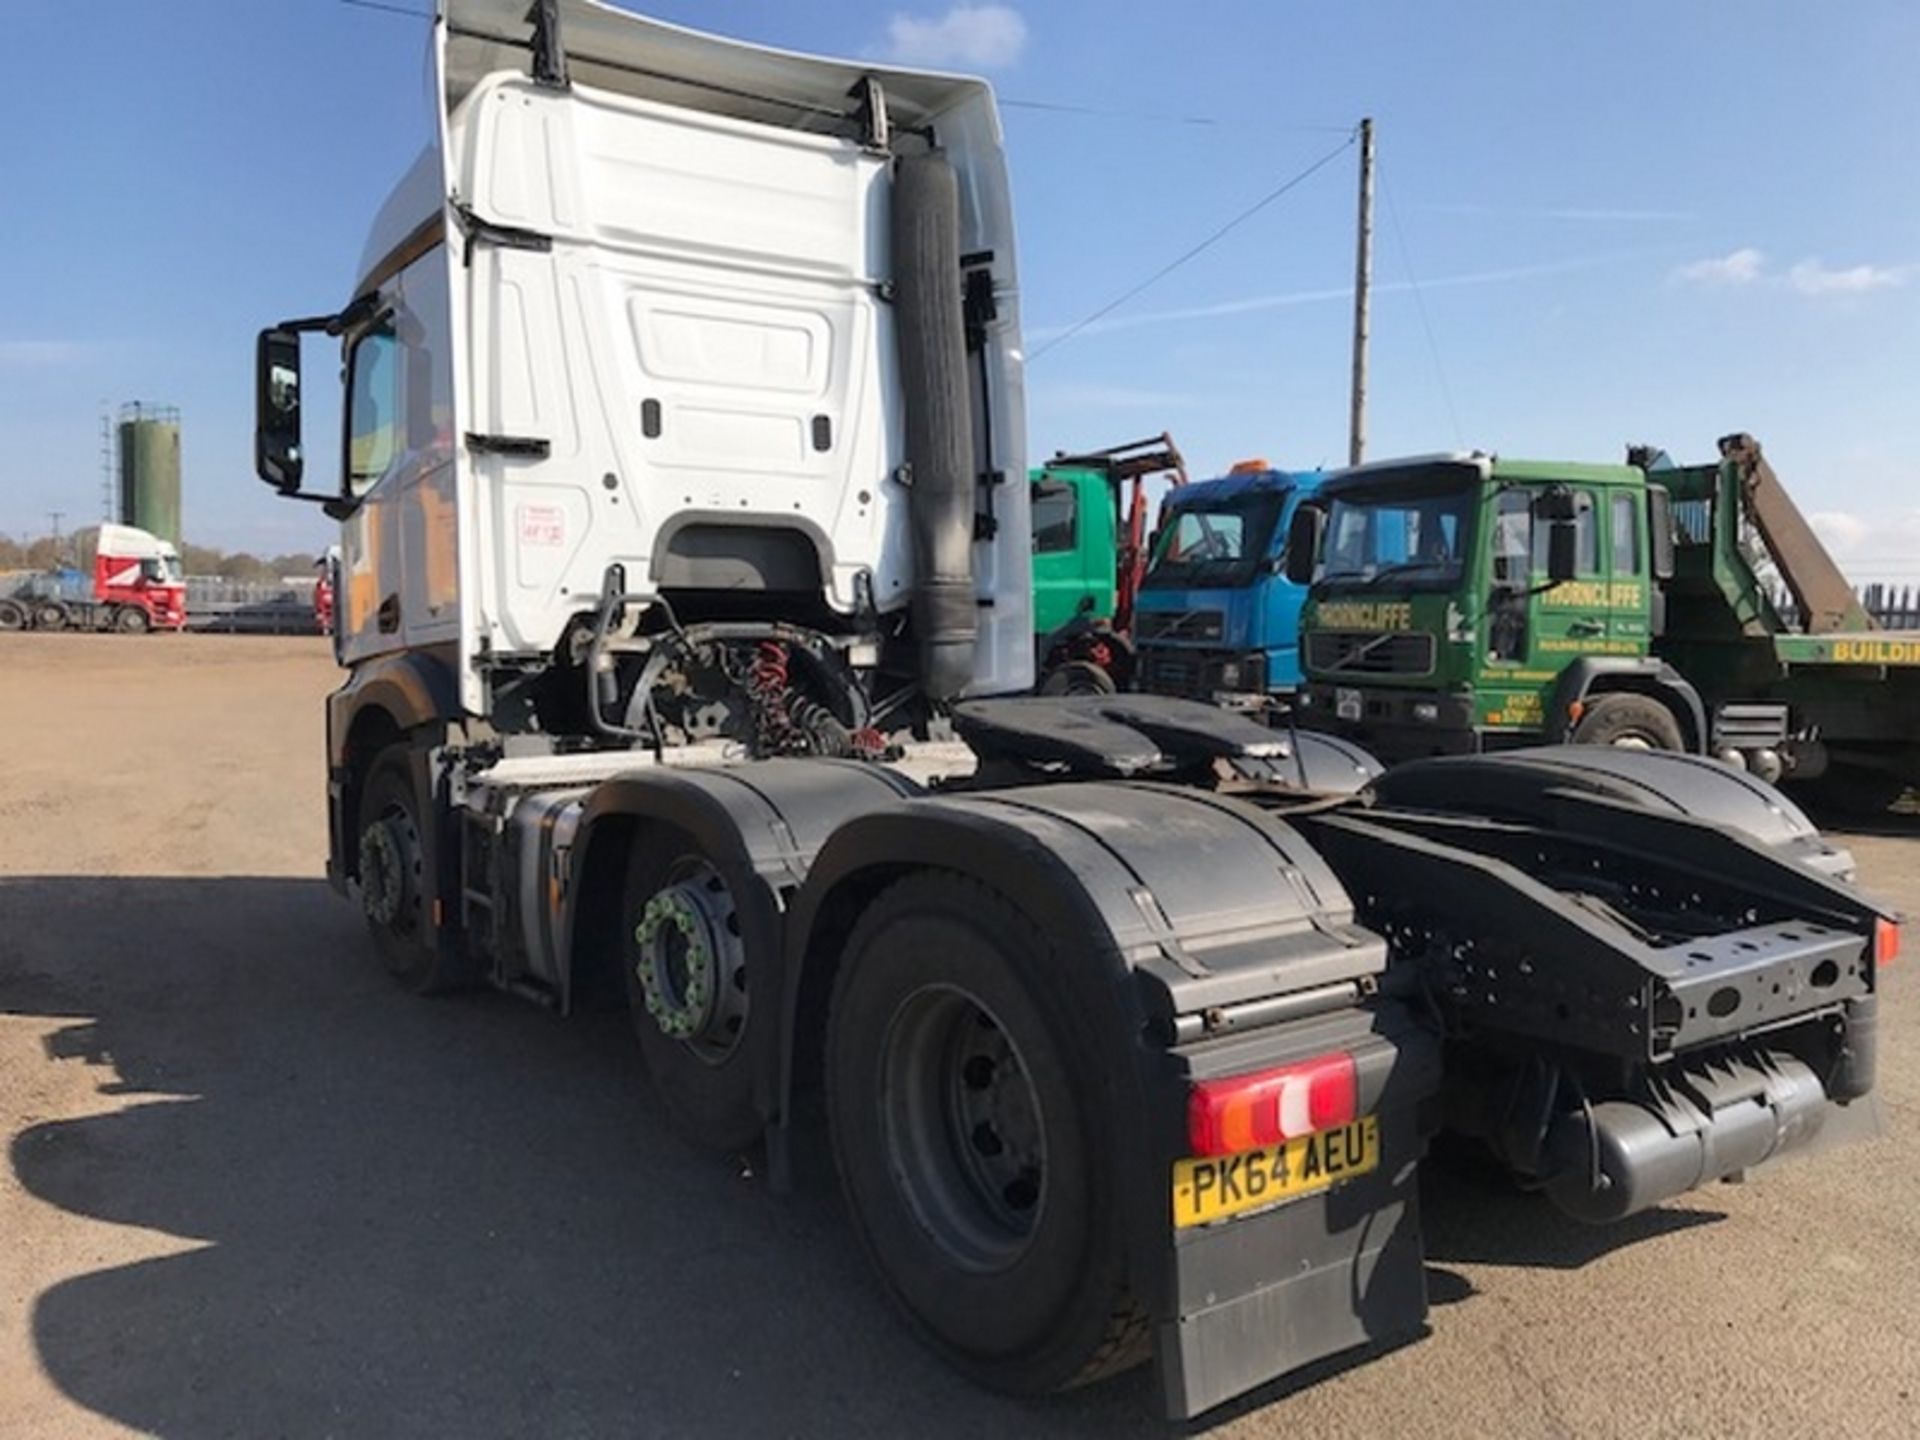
[1134,461,1326,701]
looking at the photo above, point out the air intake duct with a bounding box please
[891,149,978,701]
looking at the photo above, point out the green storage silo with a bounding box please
[117,402,183,546]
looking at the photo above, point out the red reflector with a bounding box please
[1187,1052,1358,1157]
[1875,916,1900,967]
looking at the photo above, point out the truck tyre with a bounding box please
[1038,659,1116,697]
[357,747,468,994]
[621,833,763,1152]
[1570,692,1685,751]
[0,598,24,631]
[1810,765,1910,817]
[826,872,1145,1396]
[114,605,151,634]
[32,599,71,631]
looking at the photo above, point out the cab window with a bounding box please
[345,321,399,496]
[1533,489,1599,574]
[1491,490,1531,586]
[1611,493,1641,576]
[1032,481,1078,554]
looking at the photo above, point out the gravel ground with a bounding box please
[2,631,1915,1439]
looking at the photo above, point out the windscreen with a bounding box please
[1143,492,1284,590]
[1318,479,1474,590]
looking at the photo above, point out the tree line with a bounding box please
[0,528,321,582]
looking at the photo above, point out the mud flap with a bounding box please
[1154,1004,1441,1419]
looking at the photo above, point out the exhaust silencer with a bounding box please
[891,150,978,701]
[1544,1051,1829,1223]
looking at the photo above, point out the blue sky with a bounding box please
[2,1,1915,578]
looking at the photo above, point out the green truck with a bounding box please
[1283,434,1919,808]
[1028,434,1185,692]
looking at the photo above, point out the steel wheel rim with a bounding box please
[633,858,749,1064]
[879,983,1047,1273]
[359,800,422,937]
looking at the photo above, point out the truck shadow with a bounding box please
[0,875,1725,1439]
[1419,1148,1725,1271]
[3,875,1163,1439]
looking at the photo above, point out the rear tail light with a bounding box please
[1874,916,1900,967]
[1187,1051,1357,1157]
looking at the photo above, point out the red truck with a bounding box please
[0,523,187,633]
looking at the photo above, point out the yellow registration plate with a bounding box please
[1171,1116,1380,1229]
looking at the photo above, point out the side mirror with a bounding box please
[1546,519,1578,583]
[1283,506,1324,585]
[255,328,305,492]
[1531,484,1578,523]
[1646,485,1675,580]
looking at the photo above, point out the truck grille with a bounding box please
[1143,651,1209,697]
[1307,630,1435,676]
[1135,609,1225,643]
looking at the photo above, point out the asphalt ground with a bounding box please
[2,631,1916,1438]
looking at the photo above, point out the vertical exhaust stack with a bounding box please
[891,150,978,701]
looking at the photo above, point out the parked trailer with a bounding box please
[250,0,1894,1419]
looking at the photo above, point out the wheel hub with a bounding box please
[633,865,747,1059]
[881,985,1049,1272]
[358,814,416,929]
[954,1015,1045,1222]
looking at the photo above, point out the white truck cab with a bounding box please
[260,0,1031,728]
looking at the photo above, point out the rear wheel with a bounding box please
[1810,764,1911,817]
[32,600,70,631]
[0,598,24,631]
[622,834,763,1151]
[114,605,151,634]
[826,872,1144,1395]
[357,747,467,993]
[1570,692,1684,751]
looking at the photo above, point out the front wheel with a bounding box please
[357,747,468,993]
[1570,692,1684,750]
[114,605,151,634]
[825,872,1145,1396]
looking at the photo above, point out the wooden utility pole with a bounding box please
[1347,117,1374,467]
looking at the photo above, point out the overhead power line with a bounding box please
[338,0,430,16]
[1028,130,1358,362]
[1000,98,1354,133]
[1380,168,1465,450]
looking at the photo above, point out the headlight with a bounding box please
[1411,701,1440,722]
[1218,661,1241,688]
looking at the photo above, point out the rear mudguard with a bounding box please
[1298,791,1884,1060]
[783,782,1441,1419]
[1368,745,1855,878]
[567,753,1442,1418]
[564,758,926,1101]
[1296,747,1890,1221]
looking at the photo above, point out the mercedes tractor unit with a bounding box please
[252,1,1894,1419]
